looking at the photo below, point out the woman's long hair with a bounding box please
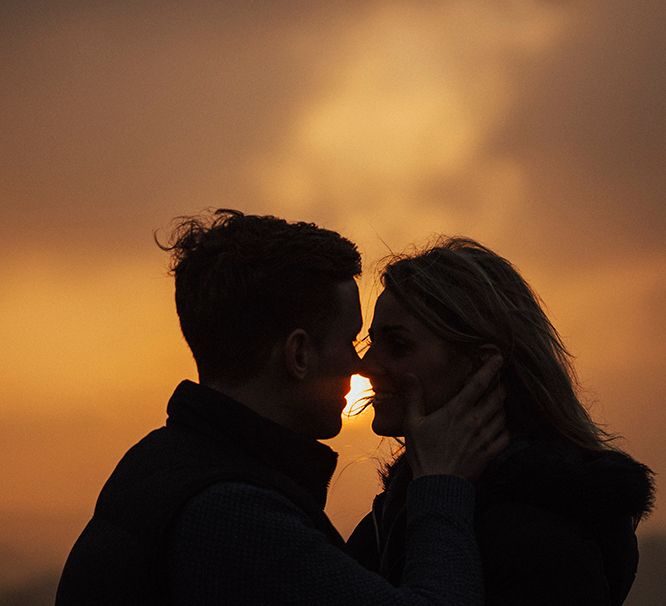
[381,236,616,451]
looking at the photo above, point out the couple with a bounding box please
[56,209,653,605]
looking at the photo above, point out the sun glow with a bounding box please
[343,374,373,417]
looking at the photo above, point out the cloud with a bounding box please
[2,0,662,267]
[482,0,665,265]
[1,0,664,571]
[0,1,378,251]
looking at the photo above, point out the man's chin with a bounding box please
[318,418,343,440]
[371,416,403,438]
[308,411,343,440]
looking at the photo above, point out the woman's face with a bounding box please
[361,289,474,437]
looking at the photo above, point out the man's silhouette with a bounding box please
[55,209,504,605]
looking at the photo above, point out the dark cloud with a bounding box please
[0,1,378,253]
[2,0,661,266]
[1,0,663,583]
[407,1,664,274]
[485,0,665,265]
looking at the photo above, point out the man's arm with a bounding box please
[480,503,610,606]
[168,476,482,606]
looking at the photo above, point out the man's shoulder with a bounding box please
[168,481,329,566]
[172,477,348,553]
[93,426,274,537]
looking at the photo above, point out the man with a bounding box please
[56,209,505,605]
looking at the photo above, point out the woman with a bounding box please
[347,237,654,605]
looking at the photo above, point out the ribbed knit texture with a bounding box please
[404,476,482,605]
[408,475,476,524]
[57,380,485,605]
[169,475,481,605]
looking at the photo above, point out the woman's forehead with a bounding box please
[372,290,427,334]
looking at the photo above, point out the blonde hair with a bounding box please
[382,236,616,451]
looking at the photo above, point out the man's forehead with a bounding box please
[332,279,362,329]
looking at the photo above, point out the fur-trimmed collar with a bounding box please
[380,438,654,523]
[476,438,655,523]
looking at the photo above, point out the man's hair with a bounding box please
[157,209,361,383]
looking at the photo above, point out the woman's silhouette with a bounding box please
[348,237,654,605]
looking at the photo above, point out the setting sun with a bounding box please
[344,374,373,417]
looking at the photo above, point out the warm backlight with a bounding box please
[343,374,373,417]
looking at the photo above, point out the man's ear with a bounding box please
[283,328,314,380]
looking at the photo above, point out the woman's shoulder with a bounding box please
[477,438,654,524]
[477,498,591,555]
[477,499,616,605]
[477,495,641,605]
[476,439,648,605]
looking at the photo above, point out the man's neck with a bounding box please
[202,377,298,435]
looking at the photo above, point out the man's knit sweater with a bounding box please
[57,380,483,605]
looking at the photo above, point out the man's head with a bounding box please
[159,209,362,437]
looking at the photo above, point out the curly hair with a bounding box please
[157,209,361,383]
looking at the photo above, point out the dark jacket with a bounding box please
[347,439,654,606]
[57,381,487,605]
[55,380,343,605]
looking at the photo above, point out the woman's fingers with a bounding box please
[400,373,426,446]
[400,356,509,481]
[446,354,503,418]
[467,382,505,427]
[477,405,506,444]
[470,394,509,462]
[401,373,426,429]
[484,429,510,458]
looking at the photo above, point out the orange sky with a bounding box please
[1,0,664,592]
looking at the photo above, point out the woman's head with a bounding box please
[362,236,613,450]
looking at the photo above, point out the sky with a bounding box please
[1,0,664,599]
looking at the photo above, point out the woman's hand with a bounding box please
[404,355,508,482]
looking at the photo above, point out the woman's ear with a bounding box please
[283,329,313,380]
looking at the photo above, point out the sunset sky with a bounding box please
[1,0,664,597]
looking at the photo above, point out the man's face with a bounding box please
[300,279,363,439]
